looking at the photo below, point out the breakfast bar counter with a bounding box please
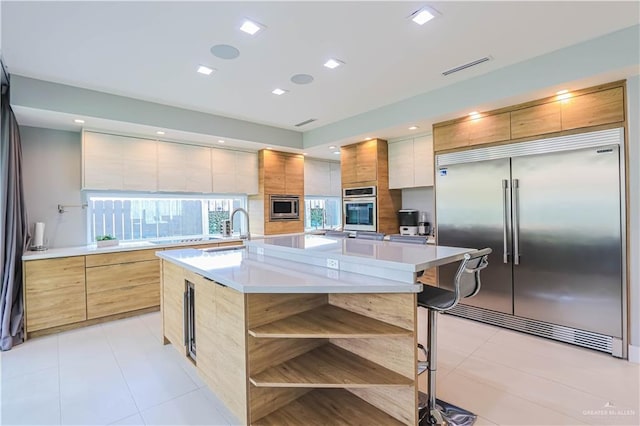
[157,236,474,425]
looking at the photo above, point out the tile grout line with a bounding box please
[101,321,145,424]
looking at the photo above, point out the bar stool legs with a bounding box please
[418,310,477,426]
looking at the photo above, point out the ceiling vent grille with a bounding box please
[442,56,491,76]
[294,118,317,127]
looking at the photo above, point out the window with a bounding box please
[86,193,247,243]
[304,197,341,231]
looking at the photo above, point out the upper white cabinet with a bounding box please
[388,134,434,189]
[158,143,212,193]
[83,131,157,190]
[305,158,341,197]
[211,149,258,195]
[83,131,259,194]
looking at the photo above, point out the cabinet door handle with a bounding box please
[512,179,520,266]
[183,290,188,346]
[502,179,510,264]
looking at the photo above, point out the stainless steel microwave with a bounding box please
[270,195,300,221]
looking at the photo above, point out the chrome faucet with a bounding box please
[230,208,251,240]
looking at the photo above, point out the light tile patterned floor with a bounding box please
[1,311,638,425]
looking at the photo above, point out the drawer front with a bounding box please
[87,282,160,319]
[85,249,158,267]
[86,260,160,294]
[25,257,87,332]
[25,257,85,292]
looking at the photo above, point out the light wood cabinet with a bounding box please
[24,257,87,332]
[388,135,434,189]
[85,249,160,320]
[211,149,259,195]
[158,143,212,192]
[161,261,186,348]
[263,150,286,194]
[340,139,379,186]
[284,154,304,194]
[161,263,418,425]
[304,159,341,197]
[511,102,562,139]
[561,87,624,130]
[434,81,626,152]
[467,112,511,147]
[83,131,158,190]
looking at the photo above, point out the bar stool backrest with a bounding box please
[389,235,427,245]
[354,231,385,240]
[418,247,491,312]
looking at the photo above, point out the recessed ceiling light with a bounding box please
[408,126,419,130]
[266,147,273,150]
[303,152,308,156]
[329,145,336,149]
[469,111,482,119]
[218,140,225,144]
[156,131,165,135]
[410,7,438,25]
[333,151,340,155]
[468,111,479,116]
[74,119,85,124]
[365,137,372,140]
[197,65,214,75]
[272,88,288,95]
[556,89,571,100]
[556,89,568,95]
[324,59,344,69]
[240,19,264,35]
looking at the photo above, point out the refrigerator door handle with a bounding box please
[512,178,520,265]
[502,179,509,264]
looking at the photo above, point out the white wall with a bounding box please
[21,126,86,248]
[401,187,434,225]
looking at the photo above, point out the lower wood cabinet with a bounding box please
[24,257,87,332]
[161,264,418,425]
[86,260,160,319]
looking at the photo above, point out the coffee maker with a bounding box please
[398,209,419,236]
[418,211,431,236]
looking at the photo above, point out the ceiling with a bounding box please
[2,1,639,159]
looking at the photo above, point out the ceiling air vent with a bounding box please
[442,56,491,76]
[295,118,317,127]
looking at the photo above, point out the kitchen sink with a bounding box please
[149,236,226,245]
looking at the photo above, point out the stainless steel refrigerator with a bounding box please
[435,128,626,357]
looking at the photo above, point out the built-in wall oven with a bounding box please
[343,186,377,231]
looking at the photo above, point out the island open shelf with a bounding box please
[250,344,413,387]
[248,304,413,338]
[254,389,406,426]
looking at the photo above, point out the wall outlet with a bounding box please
[326,258,339,269]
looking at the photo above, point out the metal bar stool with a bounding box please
[418,247,491,425]
[354,231,385,240]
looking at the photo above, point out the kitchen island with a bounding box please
[157,235,473,425]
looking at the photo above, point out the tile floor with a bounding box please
[1,311,638,425]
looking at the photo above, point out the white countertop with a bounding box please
[157,246,423,294]
[244,234,469,283]
[21,236,244,260]
[157,236,475,293]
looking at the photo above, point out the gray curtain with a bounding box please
[0,83,28,350]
